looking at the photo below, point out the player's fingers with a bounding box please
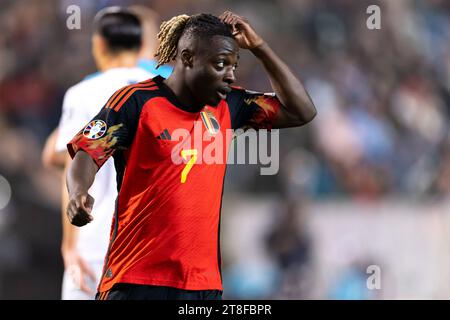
[71,214,88,227]
[85,194,95,215]
[76,194,91,214]
[74,196,93,223]
[227,16,244,34]
[221,12,233,24]
[70,208,91,226]
[74,196,85,213]
[79,258,96,282]
[220,10,232,18]
[230,16,243,28]
[66,201,77,222]
[224,11,239,21]
[79,277,95,295]
[68,264,82,287]
[218,12,228,20]
[225,11,237,16]
[66,203,73,220]
[71,217,85,227]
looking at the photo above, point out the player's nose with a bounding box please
[224,67,235,84]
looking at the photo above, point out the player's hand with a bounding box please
[219,11,264,50]
[67,192,94,227]
[62,246,96,295]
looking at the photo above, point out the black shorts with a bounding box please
[97,283,223,300]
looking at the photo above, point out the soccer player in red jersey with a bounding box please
[65,11,316,300]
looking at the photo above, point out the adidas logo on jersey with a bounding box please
[156,129,172,140]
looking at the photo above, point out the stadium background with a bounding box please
[1,0,450,299]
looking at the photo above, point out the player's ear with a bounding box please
[98,36,109,56]
[180,49,194,68]
[92,34,108,58]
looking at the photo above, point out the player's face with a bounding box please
[187,35,239,106]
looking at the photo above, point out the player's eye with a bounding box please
[232,63,238,71]
[216,61,225,69]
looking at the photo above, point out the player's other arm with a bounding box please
[42,128,66,169]
[66,150,98,227]
[62,154,96,293]
[220,11,316,128]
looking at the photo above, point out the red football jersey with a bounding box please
[67,76,281,293]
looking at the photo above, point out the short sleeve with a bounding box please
[67,93,140,168]
[226,87,282,130]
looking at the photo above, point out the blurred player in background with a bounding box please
[41,6,172,170]
[42,7,155,299]
[129,5,173,78]
[66,11,316,300]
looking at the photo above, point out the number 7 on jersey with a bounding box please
[180,149,198,183]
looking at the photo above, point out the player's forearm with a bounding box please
[62,156,79,252]
[66,150,98,197]
[251,43,316,124]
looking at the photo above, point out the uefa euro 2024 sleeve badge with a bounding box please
[83,120,107,139]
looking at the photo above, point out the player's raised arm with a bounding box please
[220,11,316,129]
[66,151,98,227]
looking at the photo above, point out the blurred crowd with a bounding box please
[1,0,450,299]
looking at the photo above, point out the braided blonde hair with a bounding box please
[155,14,190,68]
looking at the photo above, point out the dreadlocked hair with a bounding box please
[155,13,233,68]
[155,14,190,67]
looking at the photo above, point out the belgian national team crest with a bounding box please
[200,111,220,135]
[83,120,107,139]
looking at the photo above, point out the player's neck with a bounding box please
[164,76,204,112]
[99,53,139,71]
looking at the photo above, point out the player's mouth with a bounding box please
[217,86,231,100]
